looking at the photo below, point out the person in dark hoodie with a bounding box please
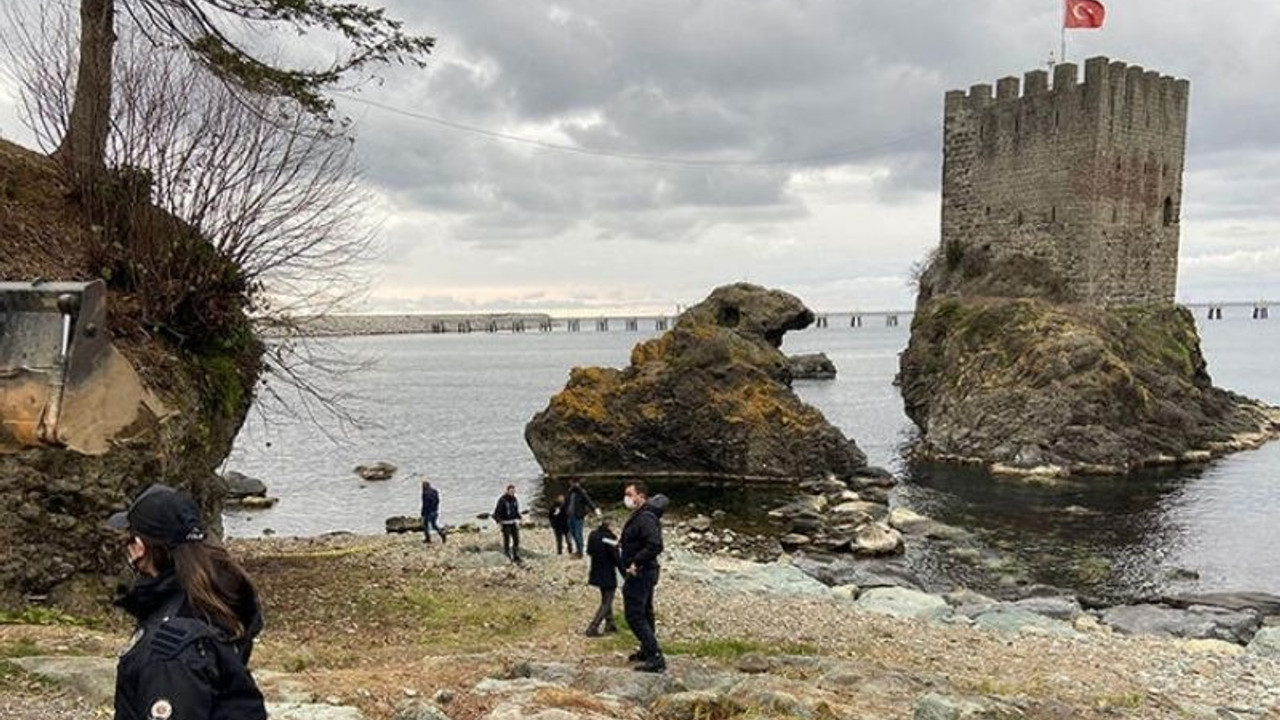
[549,493,571,555]
[584,516,621,636]
[106,483,266,720]
[493,484,523,563]
[420,479,447,544]
[619,480,669,673]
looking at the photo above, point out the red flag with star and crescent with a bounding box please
[1064,0,1106,29]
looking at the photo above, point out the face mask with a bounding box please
[623,495,638,510]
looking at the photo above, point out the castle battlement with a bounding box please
[940,57,1190,306]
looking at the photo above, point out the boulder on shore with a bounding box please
[525,284,867,482]
[898,252,1278,475]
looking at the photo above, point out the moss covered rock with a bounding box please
[898,295,1278,475]
[525,283,866,482]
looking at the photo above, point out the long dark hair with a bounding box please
[140,535,257,639]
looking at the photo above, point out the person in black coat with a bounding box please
[549,493,571,555]
[619,480,669,673]
[493,484,523,563]
[584,517,621,635]
[106,484,267,720]
[420,479,447,544]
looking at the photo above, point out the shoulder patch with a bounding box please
[149,698,174,719]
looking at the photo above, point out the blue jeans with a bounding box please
[422,512,445,542]
[568,516,585,554]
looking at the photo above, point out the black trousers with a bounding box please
[500,523,521,561]
[587,586,617,632]
[622,567,659,657]
[554,530,569,555]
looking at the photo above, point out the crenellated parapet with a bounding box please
[940,57,1190,306]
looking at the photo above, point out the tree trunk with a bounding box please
[55,0,115,191]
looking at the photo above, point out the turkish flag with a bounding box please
[1064,0,1106,29]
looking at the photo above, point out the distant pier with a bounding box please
[1189,301,1272,321]
[293,311,914,337]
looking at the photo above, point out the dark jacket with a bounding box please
[494,494,521,524]
[619,494,668,571]
[566,485,596,519]
[586,526,622,589]
[421,487,440,516]
[114,571,266,720]
[549,500,570,534]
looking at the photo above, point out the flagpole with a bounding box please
[1060,0,1068,62]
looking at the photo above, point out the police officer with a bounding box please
[107,483,267,720]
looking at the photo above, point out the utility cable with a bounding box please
[333,92,938,167]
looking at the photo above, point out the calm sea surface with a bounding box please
[225,315,1280,598]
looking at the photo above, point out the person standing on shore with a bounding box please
[619,480,668,673]
[106,483,267,720]
[549,493,571,555]
[420,479,446,545]
[566,479,600,558]
[584,516,621,636]
[493,484,523,563]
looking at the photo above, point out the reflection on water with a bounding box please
[227,316,1280,598]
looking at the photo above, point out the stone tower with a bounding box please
[941,57,1190,305]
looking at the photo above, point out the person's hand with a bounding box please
[626,563,638,577]
[594,508,602,517]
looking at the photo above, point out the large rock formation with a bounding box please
[525,283,866,481]
[0,139,260,609]
[897,251,1278,476]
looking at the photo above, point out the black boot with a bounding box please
[636,653,666,673]
[627,648,648,662]
[439,530,447,544]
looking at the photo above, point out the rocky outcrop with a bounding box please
[898,295,1278,475]
[788,352,837,380]
[525,284,867,482]
[0,139,260,608]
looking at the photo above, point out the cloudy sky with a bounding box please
[3,0,1279,314]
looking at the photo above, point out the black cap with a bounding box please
[106,484,207,545]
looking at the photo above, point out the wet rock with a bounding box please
[779,533,811,550]
[1166,592,1280,617]
[525,284,867,481]
[888,507,930,532]
[1010,596,1083,622]
[236,496,279,509]
[852,523,904,557]
[386,516,424,534]
[688,515,713,532]
[222,470,267,498]
[853,587,951,621]
[788,352,837,380]
[792,555,923,591]
[355,462,397,481]
[1101,603,1262,643]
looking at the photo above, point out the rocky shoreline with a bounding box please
[6,529,1280,720]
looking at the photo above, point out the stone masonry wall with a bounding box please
[941,56,1189,305]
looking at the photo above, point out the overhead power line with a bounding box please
[333,92,938,168]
